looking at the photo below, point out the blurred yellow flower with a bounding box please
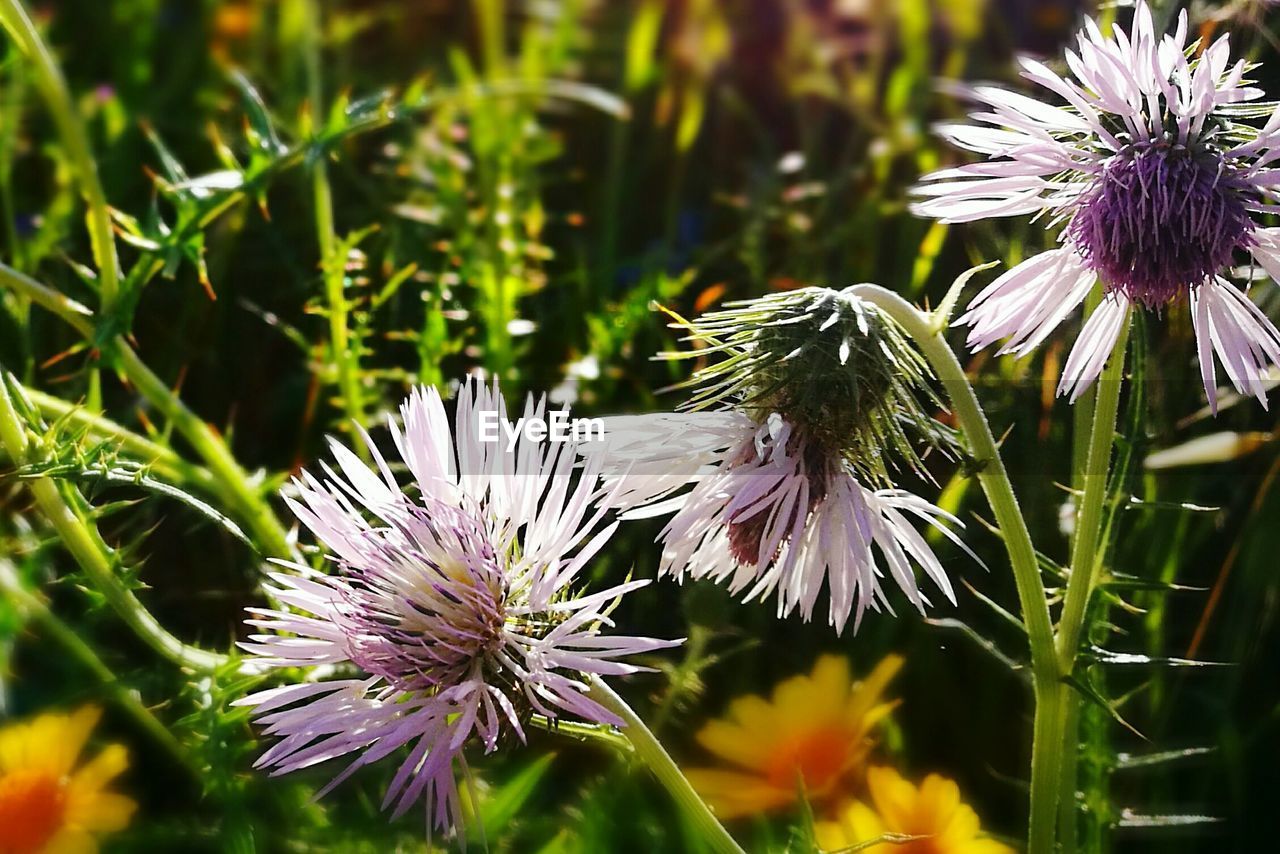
[0,707,136,854]
[814,766,1013,854]
[685,654,902,819]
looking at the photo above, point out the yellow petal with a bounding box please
[819,800,891,853]
[724,695,780,741]
[695,721,773,770]
[865,766,918,832]
[0,721,29,771]
[812,820,847,852]
[772,673,823,725]
[52,707,103,778]
[858,701,900,736]
[683,768,791,818]
[808,656,853,717]
[0,708,99,777]
[957,839,1017,854]
[845,799,888,840]
[69,744,129,796]
[917,773,962,830]
[941,803,983,843]
[1,717,49,772]
[68,792,137,833]
[845,655,903,724]
[42,827,99,854]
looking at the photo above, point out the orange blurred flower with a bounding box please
[0,707,136,854]
[684,654,902,819]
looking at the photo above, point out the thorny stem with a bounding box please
[1056,697,1083,854]
[1054,317,1131,854]
[22,388,222,496]
[585,677,745,854]
[0,0,121,310]
[0,378,228,671]
[848,284,1062,854]
[1057,319,1130,673]
[0,9,297,563]
[0,260,297,561]
[298,0,368,444]
[0,260,94,335]
[20,76,622,326]
[1058,292,1103,853]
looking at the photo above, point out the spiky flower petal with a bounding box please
[236,381,677,833]
[912,1,1280,409]
[596,288,969,634]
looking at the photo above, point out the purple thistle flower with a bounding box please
[235,380,677,834]
[912,1,1280,409]
[590,288,975,635]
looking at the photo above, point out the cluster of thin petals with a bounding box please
[236,381,675,832]
[594,409,967,635]
[913,1,1280,408]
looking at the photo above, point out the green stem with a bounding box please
[24,387,221,495]
[848,284,1061,854]
[1070,296,1102,496]
[1056,320,1130,671]
[0,41,27,278]
[585,677,745,854]
[1059,291,1101,853]
[0,261,296,560]
[0,260,94,334]
[298,0,367,441]
[1056,694,1082,853]
[0,561,195,773]
[1053,317,1131,854]
[1029,685,1065,851]
[0,0,120,310]
[530,714,635,754]
[0,379,227,671]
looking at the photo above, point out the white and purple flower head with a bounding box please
[235,380,677,833]
[913,0,1280,408]
[594,288,973,635]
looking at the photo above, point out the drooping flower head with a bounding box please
[236,380,677,833]
[913,1,1280,407]
[0,706,136,853]
[814,766,1015,854]
[598,288,971,633]
[683,654,902,819]
[676,287,945,481]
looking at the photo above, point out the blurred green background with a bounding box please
[1,0,1277,851]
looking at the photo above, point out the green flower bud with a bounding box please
[661,286,950,483]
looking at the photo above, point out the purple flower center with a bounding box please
[1069,144,1255,307]
[340,506,509,694]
